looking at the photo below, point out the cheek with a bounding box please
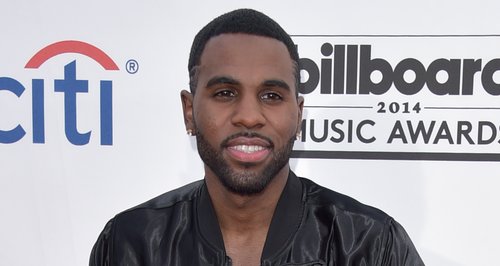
[285,117,300,135]
[194,107,221,135]
[268,110,300,136]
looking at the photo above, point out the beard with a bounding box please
[196,130,295,196]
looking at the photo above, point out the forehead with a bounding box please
[197,33,295,82]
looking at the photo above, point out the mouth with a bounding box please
[229,144,266,153]
[223,133,273,163]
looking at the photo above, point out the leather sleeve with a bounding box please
[378,219,425,266]
[89,219,114,266]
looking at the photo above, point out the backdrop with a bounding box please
[1,1,499,265]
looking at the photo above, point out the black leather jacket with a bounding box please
[90,172,424,265]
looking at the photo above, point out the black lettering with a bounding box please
[333,45,345,94]
[347,120,353,143]
[478,121,496,144]
[462,59,482,95]
[457,121,475,144]
[300,119,306,142]
[298,58,319,94]
[357,120,376,143]
[320,43,333,94]
[388,120,408,144]
[393,58,426,95]
[359,45,393,95]
[330,119,345,143]
[407,120,435,144]
[346,45,358,94]
[481,59,500,95]
[433,121,454,144]
[310,119,328,142]
[427,59,461,95]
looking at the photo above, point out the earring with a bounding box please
[295,132,301,140]
[187,129,194,136]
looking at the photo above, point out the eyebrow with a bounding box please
[205,76,240,88]
[261,79,290,91]
[205,76,291,91]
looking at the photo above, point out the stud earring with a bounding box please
[296,132,302,140]
[187,129,194,136]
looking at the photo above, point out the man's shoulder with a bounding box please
[295,176,424,265]
[90,180,206,263]
[118,179,204,216]
[299,176,391,223]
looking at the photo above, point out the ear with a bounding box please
[180,90,195,132]
[296,95,304,135]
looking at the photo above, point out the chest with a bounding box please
[223,231,267,266]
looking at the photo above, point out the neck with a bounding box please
[205,166,289,234]
[205,166,290,264]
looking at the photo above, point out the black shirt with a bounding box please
[90,171,424,265]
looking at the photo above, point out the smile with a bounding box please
[225,142,271,163]
[229,145,266,153]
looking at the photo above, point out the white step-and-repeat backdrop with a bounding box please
[1,1,499,265]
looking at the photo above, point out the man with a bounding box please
[90,9,424,265]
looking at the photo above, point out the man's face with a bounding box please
[182,33,303,195]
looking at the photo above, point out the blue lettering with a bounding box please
[32,79,45,143]
[100,80,113,145]
[54,61,91,145]
[0,77,26,143]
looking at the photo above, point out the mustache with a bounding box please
[220,132,274,148]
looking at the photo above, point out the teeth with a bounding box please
[231,145,265,153]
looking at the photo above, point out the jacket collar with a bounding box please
[196,170,304,261]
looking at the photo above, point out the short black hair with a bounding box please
[188,8,299,95]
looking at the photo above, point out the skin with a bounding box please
[181,34,304,266]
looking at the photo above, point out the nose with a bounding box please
[230,94,265,129]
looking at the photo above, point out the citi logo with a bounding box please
[0,40,118,145]
[298,43,500,96]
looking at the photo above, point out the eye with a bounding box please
[214,89,236,99]
[261,91,283,102]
